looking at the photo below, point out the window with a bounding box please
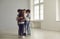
[40,0,44,3]
[56,0,59,21]
[34,0,39,4]
[34,5,39,20]
[40,4,44,20]
[31,0,44,21]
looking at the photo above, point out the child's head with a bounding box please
[17,9,22,14]
[26,9,30,13]
[23,9,26,13]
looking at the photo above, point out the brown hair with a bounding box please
[26,9,30,13]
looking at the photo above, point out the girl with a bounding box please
[26,9,31,35]
[16,9,25,36]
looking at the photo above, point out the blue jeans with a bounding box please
[18,24,24,36]
[24,21,31,35]
[26,21,31,35]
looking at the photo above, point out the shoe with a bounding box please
[23,33,26,36]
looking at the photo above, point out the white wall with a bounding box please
[41,0,60,31]
[31,21,41,28]
[30,0,41,28]
[0,0,29,31]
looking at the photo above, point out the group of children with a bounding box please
[16,9,31,36]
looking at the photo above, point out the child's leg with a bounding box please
[20,24,24,36]
[24,21,27,33]
[27,21,31,35]
[21,24,24,35]
[23,21,26,36]
[18,24,21,36]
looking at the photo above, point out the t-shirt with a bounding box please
[24,13,30,21]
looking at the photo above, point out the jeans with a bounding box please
[26,21,31,35]
[18,24,24,36]
[24,21,31,35]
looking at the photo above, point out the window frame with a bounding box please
[30,0,44,21]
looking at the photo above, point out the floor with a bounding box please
[0,28,60,39]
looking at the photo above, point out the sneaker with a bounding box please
[23,33,26,36]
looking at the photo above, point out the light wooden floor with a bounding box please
[0,28,60,39]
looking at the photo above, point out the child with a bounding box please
[26,9,31,35]
[16,9,25,36]
[23,9,27,36]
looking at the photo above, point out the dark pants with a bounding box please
[18,24,24,36]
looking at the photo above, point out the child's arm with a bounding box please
[16,16,20,21]
[27,14,31,21]
[16,16,18,21]
[17,16,23,20]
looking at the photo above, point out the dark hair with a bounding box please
[26,9,30,13]
[17,9,24,17]
[17,9,22,12]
